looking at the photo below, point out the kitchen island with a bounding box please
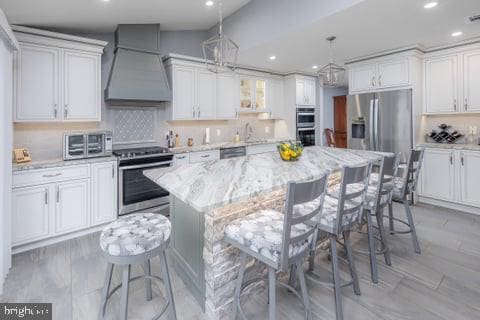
[144,146,388,319]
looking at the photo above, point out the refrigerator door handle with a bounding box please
[374,99,379,151]
[368,100,375,150]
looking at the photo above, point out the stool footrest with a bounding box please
[383,214,413,234]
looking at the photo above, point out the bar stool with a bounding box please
[98,213,177,320]
[387,149,425,254]
[225,175,328,320]
[361,154,399,283]
[307,162,372,320]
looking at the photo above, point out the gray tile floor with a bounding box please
[1,202,480,319]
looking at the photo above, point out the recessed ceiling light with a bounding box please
[269,55,276,60]
[423,2,438,9]
[205,1,214,6]
[101,0,111,2]
[451,31,463,37]
[312,65,318,69]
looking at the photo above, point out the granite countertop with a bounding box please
[418,143,480,151]
[144,146,390,212]
[170,138,291,154]
[13,156,118,172]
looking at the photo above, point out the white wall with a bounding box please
[319,86,348,146]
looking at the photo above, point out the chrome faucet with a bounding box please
[244,122,253,142]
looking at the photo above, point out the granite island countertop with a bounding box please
[144,146,390,212]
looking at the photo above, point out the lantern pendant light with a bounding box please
[202,2,239,73]
[318,36,346,87]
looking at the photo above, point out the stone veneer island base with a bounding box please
[144,146,389,319]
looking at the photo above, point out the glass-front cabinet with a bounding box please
[239,77,268,112]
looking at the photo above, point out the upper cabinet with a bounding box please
[348,57,410,93]
[239,77,268,112]
[424,49,480,114]
[13,26,106,122]
[295,77,316,106]
[269,78,285,119]
[217,73,240,119]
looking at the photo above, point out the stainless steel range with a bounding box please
[114,146,173,216]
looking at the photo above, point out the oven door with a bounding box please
[296,109,315,128]
[118,160,172,215]
[297,128,316,147]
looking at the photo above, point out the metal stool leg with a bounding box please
[376,208,392,266]
[330,235,343,320]
[296,261,311,320]
[160,251,177,320]
[268,267,276,320]
[403,200,421,254]
[366,210,378,284]
[120,265,131,320]
[98,263,114,320]
[233,252,247,320]
[308,229,318,272]
[144,260,152,301]
[343,231,360,295]
[388,202,394,234]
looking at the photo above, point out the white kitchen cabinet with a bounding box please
[295,78,316,106]
[55,179,90,234]
[349,63,377,93]
[216,73,239,119]
[13,27,106,122]
[15,43,59,121]
[377,58,409,88]
[459,151,480,207]
[12,185,50,245]
[91,161,117,225]
[425,55,458,113]
[420,148,455,201]
[268,78,285,119]
[196,69,217,119]
[63,50,101,121]
[463,50,480,112]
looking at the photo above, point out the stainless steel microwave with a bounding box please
[63,131,113,160]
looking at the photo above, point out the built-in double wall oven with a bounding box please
[296,107,316,147]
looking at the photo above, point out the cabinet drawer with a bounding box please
[246,143,277,155]
[189,150,220,163]
[173,153,190,166]
[13,164,90,188]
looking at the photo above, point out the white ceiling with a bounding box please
[238,0,480,73]
[0,0,251,32]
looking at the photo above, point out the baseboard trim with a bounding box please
[418,196,480,215]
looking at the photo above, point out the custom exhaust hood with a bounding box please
[105,24,171,103]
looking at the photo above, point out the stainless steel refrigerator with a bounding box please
[347,89,413,162]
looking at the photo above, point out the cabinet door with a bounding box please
[269,78,285,119]
[295,79,306,105]
[463,51,480,112]
[419,149,455,201]
[217,74,239,119]
[378,58,409,88]
[304,79,316,106]
[425,56,458,113]
[349,63,377,92]
[459,151,480,207]
[92,162,117,225]
[16,43,59,121]
[254,79,267,111]
[55,179,90,234]
[196,69,216,119]
[63,51,101,121]
[173,66,196,120]
[12,185,50,244]
[240,78,253,110]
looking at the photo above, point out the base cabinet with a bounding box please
[92,162,117,225]
[419,148,480,210]
[55,179,90,234]
[12,185,50,244]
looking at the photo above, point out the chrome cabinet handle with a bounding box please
[465,98,468,110]
[193,108,196,118]
[378,75,382,87]
[44,189,48,205]
[64,104,69,118]
[450,154,453,165]
[371,76,375,87]
[42,173,62,178]
[54,104,58,118]
[112,164,115,178]
[200,154,210,158]
[176,155,186,159]
[56,186,60,203]
[461,154,464,166]
[198,108,201,118]
[453,99,457,111]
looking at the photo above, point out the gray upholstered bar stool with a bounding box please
[225,174,328,320]
[387,149,425,254]
[98,213,177,320]
[360,154,400,283]
[307,162,372,320]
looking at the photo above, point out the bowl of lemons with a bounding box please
[277,141,303,161]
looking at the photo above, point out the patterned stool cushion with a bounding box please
[365,185,390,210]
[318,195,362,233]
[100,213,171,256]
[224,210,313,264]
